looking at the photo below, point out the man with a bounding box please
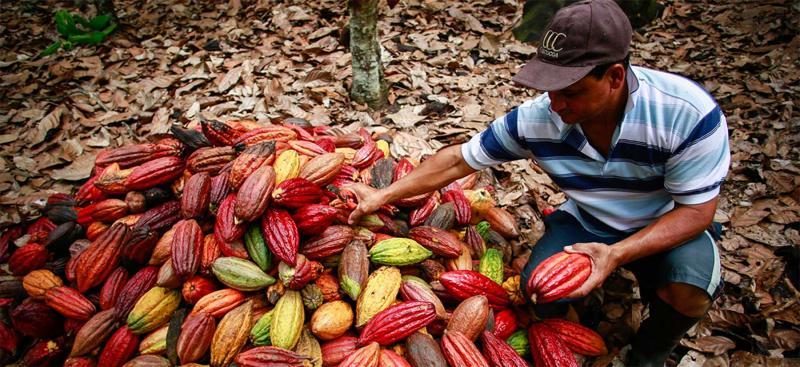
[345,0,730,365]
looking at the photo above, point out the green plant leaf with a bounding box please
[89,14,111,31]
[55,10,77,37]
[74,14,91,29]
[38,40,63,58]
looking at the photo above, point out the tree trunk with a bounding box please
[348,0,387,109]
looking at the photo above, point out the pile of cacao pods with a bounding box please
[0,118,606,367]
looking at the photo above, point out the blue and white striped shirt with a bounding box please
[461,66,730,234]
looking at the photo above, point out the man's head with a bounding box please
[513,0,632,92]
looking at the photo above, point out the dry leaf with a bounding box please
[49,153,96,181]
[27,106,63,145]
[682,336,737,356]
[386,106,426,127]
[218,66,243,93]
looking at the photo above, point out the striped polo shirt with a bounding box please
[461,66,730,234]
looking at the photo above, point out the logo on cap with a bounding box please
[540,30,566,58]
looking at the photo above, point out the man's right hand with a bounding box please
[344,182,385,225]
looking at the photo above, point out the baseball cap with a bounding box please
[512,0,632,91]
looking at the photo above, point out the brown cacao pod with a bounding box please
[407,226,462,258]
[424,202,455,230]
[181,172,211,219]
[338,241,369,301]
[201,119,246,146]
[446,295,490,341]
[234,165,276,222]
[528,323,578,367]
[540,318,607,356]
[71,308,118,357]
[22,269,63,299]
[483,207,519,238]
[315,271,341,302]
[208,172,231,214]
[526,252,591,304]
[95,140,182,168]
[405,332,447,367]
[302,225,354,260]
[235,346,313,367]
[122,355,170,367]
[187,146,236,174]
[298,152,344,186]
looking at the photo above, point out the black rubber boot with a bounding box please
[626,296,702,367]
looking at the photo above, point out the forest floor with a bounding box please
[1,0,798,365]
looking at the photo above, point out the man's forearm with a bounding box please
[610,198,718,266]
[378,144,477,203]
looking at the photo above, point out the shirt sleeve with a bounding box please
[461,108,533,170]
[664,106,731,204]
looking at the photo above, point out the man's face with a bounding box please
[546,66,623,125]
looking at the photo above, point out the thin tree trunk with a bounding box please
[348,0,387,109]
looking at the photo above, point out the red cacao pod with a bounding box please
[99,267,129,310]
[181,172,211,219]
[526,252,591,304]
[171,219,203,278]
[407,226,462,258]
[439,270,509,309]
[182,276,219,304]
[114,266,158,322]
[261,207,299,266]
[301,225,354,260]
[540,318,607,356]
[528,323,578,367]
[440,330,489,367]
[97,326,139,367]
[480,331,529,367]
[75,222,129,292]
[45,286,96,320]
[271,177,324,209]
[9,243,48,275]
[292,204,338,236]
[358,301,436,347]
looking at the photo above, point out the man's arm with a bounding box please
[346,144,477,224]
[564,196,718,298]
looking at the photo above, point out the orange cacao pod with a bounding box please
[191,288,245,318]
[483,207,519,238]
[210,300,253,367]
[23,269,63,299]
[182,276,218,304]
[77,198,129,225]
[228,141,276,188]
[75,222,129,292]
[45,286,96,320]
[234,125,297,146]
[446,295,490,341]
[298,152,344,186]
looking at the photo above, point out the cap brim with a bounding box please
[512,58,594,91]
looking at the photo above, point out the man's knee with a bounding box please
[656,282,712,318]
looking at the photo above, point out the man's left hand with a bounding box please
[562,242,619,298]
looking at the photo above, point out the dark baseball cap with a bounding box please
[513,0,632,91]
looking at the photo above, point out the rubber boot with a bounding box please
[626,296,701,367]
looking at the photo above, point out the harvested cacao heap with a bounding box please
[0,119,603,367]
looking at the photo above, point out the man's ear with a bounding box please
[608,64,626,89]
